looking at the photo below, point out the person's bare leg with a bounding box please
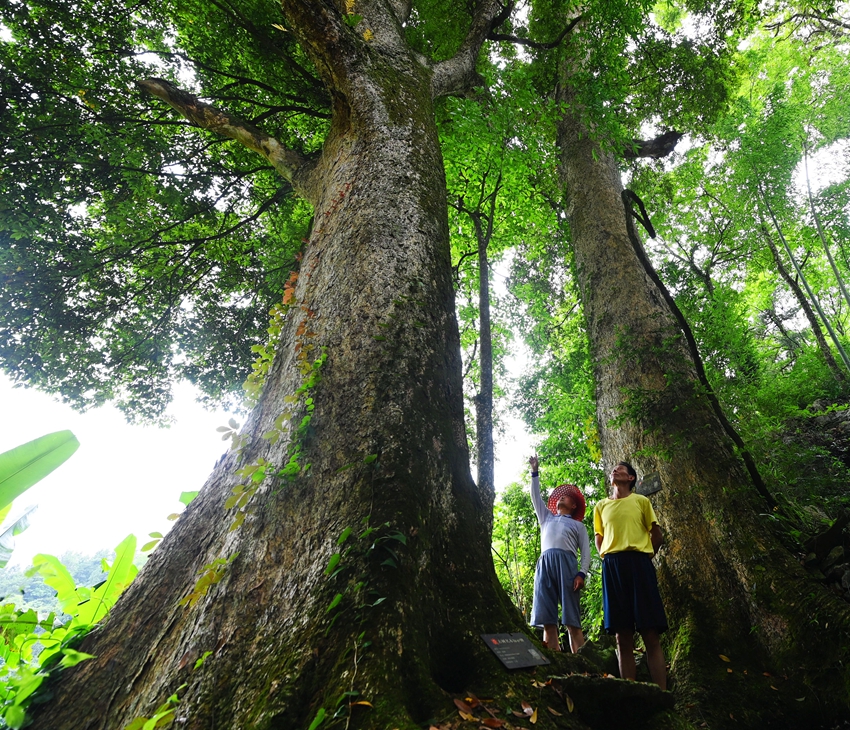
[615,631,637,680]
[566,625,585,653]
[640,629,666,690]
[542,624,560,651]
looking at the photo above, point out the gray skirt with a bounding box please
[530,548,581,628]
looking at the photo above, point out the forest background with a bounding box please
[3,0,850,728]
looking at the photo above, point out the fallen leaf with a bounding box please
[465,695,481,709]
[454,699,474,714]
[727,668,733,674]
[565,694,575,713]
[480,719,504,728]
[770,685,778,691]
[459,710,476,721]
[547,707,562,716]
[763,672,772,677]
[796,697,805,702]
[521,700,533,716]
[530,708,538,724]
[350,701,372,707]
[730,713,735,720]
[719,655,731,662]
[511,711,526,718]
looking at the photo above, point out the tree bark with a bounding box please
[30,3,528,729]
[556,81,850,726]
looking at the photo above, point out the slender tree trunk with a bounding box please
[804,145,850,313]
[759,191,850,374]
[472,210,495,512]
[30,4,528,729]
[556,82,850,727]
[760,222,846,381]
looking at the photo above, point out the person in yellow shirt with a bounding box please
[593,462,667,690]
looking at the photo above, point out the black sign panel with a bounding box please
[636,472,662,496]
[481,633,550,669]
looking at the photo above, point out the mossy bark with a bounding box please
[556,84,850,728]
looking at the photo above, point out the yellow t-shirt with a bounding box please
[593,493,657,557]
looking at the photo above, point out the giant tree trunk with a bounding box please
[556,84,850,727]
[29,4,530,729]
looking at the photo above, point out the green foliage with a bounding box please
[626,7,850,522]
[0,0,322,421]
[0,431,79,510]
[491,482,539,620]
[0,539,139,728]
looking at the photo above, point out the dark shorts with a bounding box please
[530,549,581,628]
[602,551,668,635]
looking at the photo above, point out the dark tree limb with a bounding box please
[488,15,582,50]
[431,0,511,98]
[623,130,684,160]
[622,189,778,510]
[136,78,317,194]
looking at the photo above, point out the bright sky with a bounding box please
[0,375,237,566]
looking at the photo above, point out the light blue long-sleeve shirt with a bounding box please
[531,474,591,575]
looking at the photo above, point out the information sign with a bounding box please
[480,633,550,669]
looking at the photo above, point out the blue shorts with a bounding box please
[602,551,668,635]
[530,549,581,628]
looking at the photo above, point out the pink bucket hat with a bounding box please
[547,484,586,521]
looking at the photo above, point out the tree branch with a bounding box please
[136,78,316,192]
[622,130,683,160]
[488,15,582,50]
[431,0,511,99]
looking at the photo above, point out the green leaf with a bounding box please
[336,527,353,545]
[123,720,148,730]
[11,673,43,705]
[179,491,200,507]
[0,505,38,569]
[59,648,96,668]
[0,503,13,525]
[76,535,137,626]
[324,553,341,576]
[326,593,343,612]
[363,454,378,464]
[193,651,213,671]
[5,704,26,729]
[29,554,80,614]
[0,431,80,509]
[141,540,160,553]
[308,707,326,730]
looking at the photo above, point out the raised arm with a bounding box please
[528,455,547,524]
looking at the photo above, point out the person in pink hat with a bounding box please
[528,455,590,652]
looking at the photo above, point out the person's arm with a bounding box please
[650,523,663,556]
[574,526,591,591]
[528,455,547,523]
[593,503,604,556]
